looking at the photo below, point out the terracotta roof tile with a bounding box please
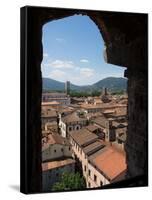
[42,134,70,151]
[81,103,126,109]
[70,128,98,147]
[86,125,100,132]
[91,146,126,180]
[41,110,57,118]
[62,112,87,123]
[42,158,75,171]
[83,141,106,155]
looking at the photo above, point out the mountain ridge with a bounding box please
[42,77,127,92]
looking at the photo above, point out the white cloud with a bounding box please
[46,60,74,69]
[45,67,96,85]
[80,68,94,78]
[80,59,89,63]
[49,69,66,80]
[42,59,96,84]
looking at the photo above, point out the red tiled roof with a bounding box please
[81,103,126,109]
[41,110,57,118]
[86,125,100,132]
[70,128,98,147]
[62,112,87,123]
[83,141,105,155]
[91,146,126,180]
[42,158,75,171]
[42,134,70,151]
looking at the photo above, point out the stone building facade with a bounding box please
[42,159,75,191]
[69,128,126,188]
[59,112,88,138]
[42,134,72,162]
[42,92,71,106]
[42,133,75,191]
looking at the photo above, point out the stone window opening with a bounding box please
[94,174,97,182]
[21,7,148,193]
[76,126,80,130]
[68,126,72,131]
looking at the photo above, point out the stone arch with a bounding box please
[21,6,148,193]
[75,125,81,131]
[68,126,73,132]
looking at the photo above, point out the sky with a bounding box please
[41,15,126,86]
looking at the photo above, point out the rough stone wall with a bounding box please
[93,13,148,183]
[125,42,148,180]
[126,73,148,178]
[95,14,148,183]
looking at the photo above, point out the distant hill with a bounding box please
[92,77,127,91]
[42,78,65,91]
[42,77,127,92]
[42,78,83,91]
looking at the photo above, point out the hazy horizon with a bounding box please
[43,76,127,87]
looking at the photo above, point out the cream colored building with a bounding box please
[92,111,127,143]
[86,146,126,188]
[42,101,61,110]
[41,109,58,130]
[69,128,126,188]
[59,112,88,138]
[42,92,70,105]
[42,134,72,162]
[81,102,127,115]
[42,133,75,191]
